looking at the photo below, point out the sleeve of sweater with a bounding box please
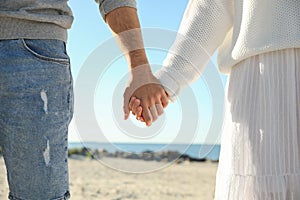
[155,0,233,101]
[95,0,137,20]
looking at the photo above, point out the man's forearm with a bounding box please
[105,7,149,70]
[105,6,168,126]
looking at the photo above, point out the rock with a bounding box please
[141,151,154,161]
[166,151,181,161]
[126,153,139,160]
[189,157,206,162]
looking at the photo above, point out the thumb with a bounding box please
[123,89,130,120]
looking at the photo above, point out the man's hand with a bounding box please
[123,67,168,126]
[105,7,168,126]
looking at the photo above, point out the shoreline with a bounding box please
[68,147,219,163]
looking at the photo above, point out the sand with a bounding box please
[0,157,218,200]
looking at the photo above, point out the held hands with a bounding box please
[106,6,169,126]
[123,65,169,126]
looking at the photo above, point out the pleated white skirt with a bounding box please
[215,48,300,200]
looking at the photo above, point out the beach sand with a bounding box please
[0,157,218,200]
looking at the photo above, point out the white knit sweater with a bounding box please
[156,0,300,100]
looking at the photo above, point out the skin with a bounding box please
[105,7,168,126]
[129,97,165,122]
[129,97,145,122]
[129,97,144,121]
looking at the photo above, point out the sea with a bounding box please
[69,142,220,161]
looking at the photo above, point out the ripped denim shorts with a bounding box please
[0,39,73,200]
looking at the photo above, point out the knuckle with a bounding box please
[148,97,156,104]
[159,87,165,93]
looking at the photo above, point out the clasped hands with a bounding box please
[123,65,168,126]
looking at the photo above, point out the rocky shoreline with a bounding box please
[68,147,218,163]
[0,147,218,163]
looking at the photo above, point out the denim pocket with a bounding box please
[20,39,70,64]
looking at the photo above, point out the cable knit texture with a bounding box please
[0,0,137,42]
[156,0,300,100]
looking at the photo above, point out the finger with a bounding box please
[141,104,152,126]
[123,92,130,120]
[136,106,143,120]
[161,92,169,108]
[131,99,141,116]
[139,117,145,122]
[136,112,145,122]
[155,104,164,116]
[149,105,158,122]
[129,96,137,110]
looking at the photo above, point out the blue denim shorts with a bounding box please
[0,39,73,200]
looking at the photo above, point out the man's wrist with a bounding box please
[130,63,152,76]
[128,49,149,69]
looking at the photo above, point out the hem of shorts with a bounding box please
[8,191,70,200]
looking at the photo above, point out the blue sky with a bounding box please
[67,0,227,144]
[67,0,190,78]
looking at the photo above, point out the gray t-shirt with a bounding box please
[0,0,136,42]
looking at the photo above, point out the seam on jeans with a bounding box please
[67,65,74,122]
[20,39,70,64]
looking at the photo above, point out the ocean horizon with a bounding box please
[69,142,220,161]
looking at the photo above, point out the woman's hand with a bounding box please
[123,66,168,126]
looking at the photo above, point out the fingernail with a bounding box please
[124,114,129,120]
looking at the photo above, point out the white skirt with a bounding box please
[215,49,300,200]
